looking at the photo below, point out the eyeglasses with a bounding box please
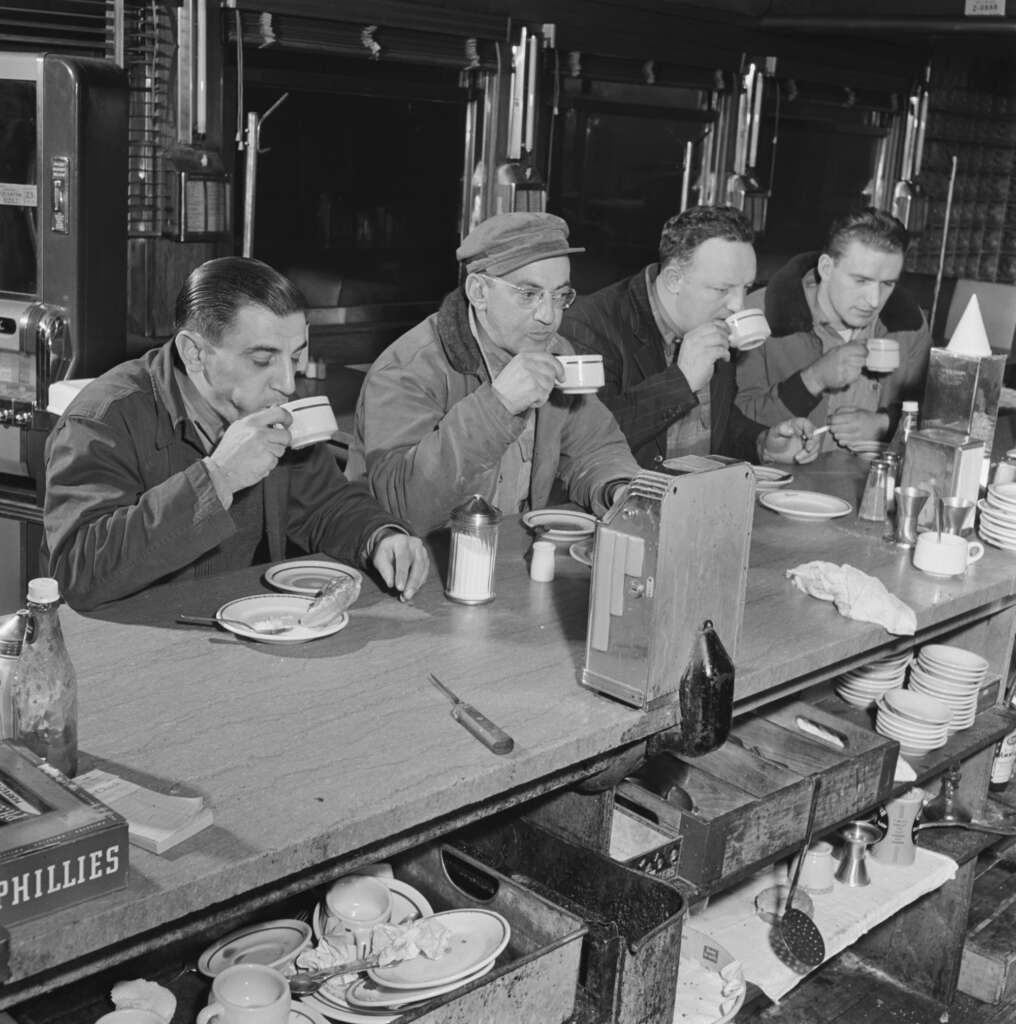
[478,274,577,311]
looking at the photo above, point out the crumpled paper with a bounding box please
[786,561,917,635]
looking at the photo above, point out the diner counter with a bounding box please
[4,451,1016,1004]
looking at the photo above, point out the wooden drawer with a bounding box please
[615,700,897,889]
[390,843,587,1024]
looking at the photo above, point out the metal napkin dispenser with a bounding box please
[922,348,1005,455]
[582,464,754,710]
[900,427,984,531]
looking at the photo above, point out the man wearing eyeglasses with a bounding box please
[559,205,820,470]
[347,212,639,535]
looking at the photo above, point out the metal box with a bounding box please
[582,465,754,709]
[922,348,1005,456]
[391,842,587,1024]
[900,428,984,531]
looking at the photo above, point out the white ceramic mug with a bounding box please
[912,532,984,577]
[196,964,290,1024]
[725,309,771,350]
[555,354,605,393]
[281,396,339,449]
[788,839,835,895]
[866,338,900,372]
[325,873,393,955]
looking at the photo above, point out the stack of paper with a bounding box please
[947,295,993,357]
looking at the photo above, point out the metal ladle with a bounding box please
[777,779,826,968]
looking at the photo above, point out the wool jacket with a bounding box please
[559,265,766,468]
[346,288,639,536]
[44,341,403,611]
[735,252,932,430]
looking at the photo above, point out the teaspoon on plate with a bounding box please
[176,613,297,636]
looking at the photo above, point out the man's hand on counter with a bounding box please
[370,530,430,601]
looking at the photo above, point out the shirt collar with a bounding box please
[174,363,230,454]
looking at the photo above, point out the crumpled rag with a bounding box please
[786,560,917,635]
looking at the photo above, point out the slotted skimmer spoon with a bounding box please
[778,778,826,968]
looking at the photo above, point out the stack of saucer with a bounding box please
[978,483,1016,550]
[907,644,987,733]
[875,688,951,758]
[834,651,911,708]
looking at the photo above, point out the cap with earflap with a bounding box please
[456,212,585,278]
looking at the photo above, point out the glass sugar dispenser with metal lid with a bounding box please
[445,496,503,605]
[11,578,78,777]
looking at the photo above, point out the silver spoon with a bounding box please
[176,613,297,635]
[289,956,380,997]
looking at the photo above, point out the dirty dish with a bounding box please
[522,509,596,543]
[313,879,433,941]
[569,539,594,567]
[345,960,494,1009]
[290,1006,329,1024]
[216,595,348,645]
[367,909,509,990]
[758,490,852,522]
[265,561,364,598]
[296,990,397,1024]
[198,919,313,977]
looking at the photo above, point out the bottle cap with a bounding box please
[901,400,919,412]
[27,578,60,604]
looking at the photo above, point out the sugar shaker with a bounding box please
[446,495,502,605]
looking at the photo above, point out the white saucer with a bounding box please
[264,561,364,597]
[346,960,494,1009]
[216,595,349,644]
[556,385,600,395]
[291,1004,329,1024]
[367,909,509,990]
[522,508,596,543]
[198,918,312,977]
[296,991,398,1024]
[759,490,852,521]
[569,539,594,567]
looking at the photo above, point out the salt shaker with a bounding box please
[858,458,889,522]
[446,495,502,605]
[530,540,556,582]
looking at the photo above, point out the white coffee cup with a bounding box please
[555,354,605,393]
[788,839,835,895]
[325,873,393,955]
[725,309,771,350]
[196,964,290,1024]
[912,532,984,577]
[281,396,339,449]
[866,338,900,373]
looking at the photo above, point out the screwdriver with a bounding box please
[427,674,515,755]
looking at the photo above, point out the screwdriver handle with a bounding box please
[450,703,515,755]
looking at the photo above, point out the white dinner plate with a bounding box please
[346,960,494,1009]
[216,595,349,645]
[569,539,594,568]
[522,509,597,543]
[291,1005,329,1024]
[367,909,510,990]
[758,490,852,522]
[264,560,364,597]
[751,465,793,488]
[313,879,434,941]
[198,918,312,977]
[296,991,398,1024]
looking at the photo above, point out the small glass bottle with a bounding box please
[888,401,919,460]
[0,610,29,740]
[445,496,502,605]
[990,691,1016,793]
[12,578,78,777]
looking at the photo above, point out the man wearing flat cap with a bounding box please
[347,212,639,535]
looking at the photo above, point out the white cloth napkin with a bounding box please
[947,294,992,356]
[786,561,917,635]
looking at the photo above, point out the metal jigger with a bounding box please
[892,486,929,548]
[941,496,973,535]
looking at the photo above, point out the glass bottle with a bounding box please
[12,578,78,777]
[0,610,29,740]
[990,692,1016,793]
[888,401,919,461]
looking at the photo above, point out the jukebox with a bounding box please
[0,52,128,610]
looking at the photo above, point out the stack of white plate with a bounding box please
[834,651,911,708]
[907,644,987,733]
[875,688,951,758]
[978,483,1016,551]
